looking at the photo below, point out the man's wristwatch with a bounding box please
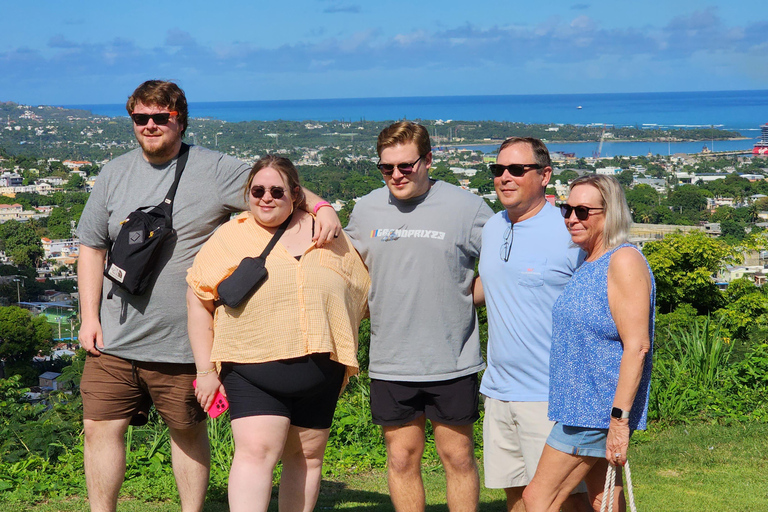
[611,407,631,419]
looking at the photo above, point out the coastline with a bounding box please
[443,136,750,148]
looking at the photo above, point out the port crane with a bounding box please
[592,124,606,158]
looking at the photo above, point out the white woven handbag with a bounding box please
[600,460,638,512]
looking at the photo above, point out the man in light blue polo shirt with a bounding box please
[476,137,589,512]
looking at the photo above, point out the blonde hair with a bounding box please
[569,174,632,250]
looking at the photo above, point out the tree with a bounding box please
[719,219,746,242]
[47,160,67,176]
[338,200,355,228]
[0,221,43,268]
[666,185,709,224]
[710,205,736,222]
[716,291,768,342]
[64,173,84,191]
[468,171,494,193]
[429,164,461,186]
[79,163,100,176]
[626,185,660,224]
[0,306,54,383]
[734,204,758,224]
[555,169,579,184]
[46,206,75,239]
[616,169,634,187]
[644,231,740,314]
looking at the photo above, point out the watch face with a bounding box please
[611,407,628,419]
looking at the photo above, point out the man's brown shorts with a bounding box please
[81,352,206,429]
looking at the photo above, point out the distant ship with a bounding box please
[755,123,768,155]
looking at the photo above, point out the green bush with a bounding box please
[650,316,768,425]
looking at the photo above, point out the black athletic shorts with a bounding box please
[220,352,345,429]
[369,373,480,426]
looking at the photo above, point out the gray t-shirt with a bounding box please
[77,145,250,363]
[345,180,493,381]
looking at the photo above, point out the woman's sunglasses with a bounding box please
[559,204,604,221]
[250,185,285,200]
[130,111,179,126]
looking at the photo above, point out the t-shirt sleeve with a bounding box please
[76,170,111,249]
[469,199,494,258]
[343,204,362,250]
[215,153,251,212]
[186,231,237,301]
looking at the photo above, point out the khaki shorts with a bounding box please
[81,352,206,430]
[483,397,586,493]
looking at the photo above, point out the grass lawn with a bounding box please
[21,423,768,512]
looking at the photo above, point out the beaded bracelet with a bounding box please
[196,368,216,376]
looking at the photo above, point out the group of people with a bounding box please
[77,80,655,512]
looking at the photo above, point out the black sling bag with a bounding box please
[215,213,292,308]
[104,143,190,296]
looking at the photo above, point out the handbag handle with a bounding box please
[600,460,637,512]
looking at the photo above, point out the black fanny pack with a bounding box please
[215,213,292,308]
[104,144,190,296]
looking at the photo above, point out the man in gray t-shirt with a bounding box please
[77,80,340,512]
[346,121,493,512]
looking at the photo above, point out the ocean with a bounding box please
[64,90,768,158]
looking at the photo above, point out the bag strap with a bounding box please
[600,460,637,512]
[258,213,293,259]
[155,143,190,219]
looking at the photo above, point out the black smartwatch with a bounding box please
[611,407,630,419]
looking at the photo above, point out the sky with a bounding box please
[1,0,767,105]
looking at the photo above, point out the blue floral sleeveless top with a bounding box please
[548,243,655,430]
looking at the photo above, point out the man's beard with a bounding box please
[138,133,179,161]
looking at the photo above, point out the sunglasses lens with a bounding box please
[560,205,591,220]
[131,114,150,125]
[575,207,589,220]
[131,112,174,125]
[152,113,171,125]
[251,186,285,199]
[490,164,528,177]
[377,163,416,175]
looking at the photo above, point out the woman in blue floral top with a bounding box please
[523,175,655,512]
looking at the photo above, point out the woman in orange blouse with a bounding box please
[186,155,369,512]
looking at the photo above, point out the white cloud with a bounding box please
[1,9,767,103]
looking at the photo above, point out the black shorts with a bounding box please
[220,353,345,429]
[370,374,480,426]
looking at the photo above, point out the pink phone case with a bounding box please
[192,379,230,418]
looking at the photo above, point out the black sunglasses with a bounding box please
[560,204,604,221]
[130,111,179,126]
[376,155,424,175]
[489,163,543,178]
[500,224,513,262]
[250,185,285,200]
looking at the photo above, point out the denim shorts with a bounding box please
[546,422,608,458]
